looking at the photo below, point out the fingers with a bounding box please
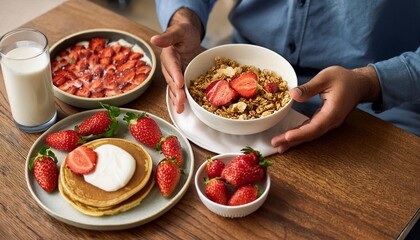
[271,108,334,153]
[161,59,186,113]
[150,25,185,48]
[160,47,185,88]
[168,86,186,113]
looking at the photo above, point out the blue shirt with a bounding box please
[156,0,420,136]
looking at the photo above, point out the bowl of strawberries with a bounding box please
[184,44,297,135]
[50,29,156,109]
[194,147,271,218]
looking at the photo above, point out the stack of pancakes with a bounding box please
[58,138,154,217]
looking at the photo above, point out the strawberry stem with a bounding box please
[100,102,121,137]
[241,146,272,167]
[28,146,58,170]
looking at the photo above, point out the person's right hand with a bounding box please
[151,22,206,114]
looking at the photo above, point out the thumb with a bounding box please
[150,32,174,48]
[291,76,326,102]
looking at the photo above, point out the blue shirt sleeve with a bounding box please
[155,0,217,31]
[372,47,420,110]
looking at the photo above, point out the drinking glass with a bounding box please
[0,28,57,133]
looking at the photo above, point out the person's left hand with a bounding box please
[271,65,381,153]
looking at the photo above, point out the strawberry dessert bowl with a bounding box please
[49,29,156,109]
[184,44,297,135]
[194,148,271,218]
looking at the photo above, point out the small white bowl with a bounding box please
[49,29,156,109]
[184,44,297,135]
[195,153,271,218]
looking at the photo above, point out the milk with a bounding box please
[1,43,56,127]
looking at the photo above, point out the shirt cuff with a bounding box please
[370,47,420,111]
[155,0,216,31]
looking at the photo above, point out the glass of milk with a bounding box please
[0,28,57,133]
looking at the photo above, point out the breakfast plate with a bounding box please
[25,108,194,230]
[166,87,309,156]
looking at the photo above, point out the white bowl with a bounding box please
[184,44,297,135]
[195,153,270,218]
[50,29,156,109]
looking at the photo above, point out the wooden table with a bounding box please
[1,0,419,239]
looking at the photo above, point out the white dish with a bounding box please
[25,108,194,231]
[195,153,271,218]
[166,87,309,156]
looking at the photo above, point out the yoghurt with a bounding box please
[84,144,136,192]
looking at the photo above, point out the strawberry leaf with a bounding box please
[28,146,57,170]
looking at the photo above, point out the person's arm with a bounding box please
[155,0,216,32]
[151,2,215,113]
[167,7,204,39]
[370,47,420,111]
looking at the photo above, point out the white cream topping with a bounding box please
[83,144,136,192]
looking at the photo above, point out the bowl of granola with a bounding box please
[50,29,156,109]
[184,44,297,135]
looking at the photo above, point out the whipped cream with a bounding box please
[83,144,136,192]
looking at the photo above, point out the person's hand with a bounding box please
[150,9,206,113]
[271,65,381,153]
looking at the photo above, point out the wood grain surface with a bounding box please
[0,0,419,239]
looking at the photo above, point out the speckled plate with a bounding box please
[25,108,194,230]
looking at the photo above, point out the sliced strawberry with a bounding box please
[66,145,98,174]
[117,69,135,85]
[91,91,105,98]
[264,82,279,93]
[89,38,107,52]
[111,43,122,53]
[74,59,89,72]
[128,52,143,60]
[132,73,148,85]
[117,59,137,72]
[75,86,90,97]
[88,55,99,66]
[105,88,123,97]
[99,46,115,58]
[121,82,137,92]
[70,45,85,54]
[135,65,151,75]
[230,72,258,98]
[205,80,238,107]
[99,57,112,66]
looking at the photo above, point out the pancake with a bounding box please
[59,175,155,217]
[59,138,153,208]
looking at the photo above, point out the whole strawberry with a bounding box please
[228,184,259,206]
[157,135,183,166]
[206,158,225,178]
[76,103,120,137]
[156,158,182,197]
[28,146,59,192]
[205,178,228,205]
[221,147,271,187]
[46,129,85,151]
[124,112,162,148]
